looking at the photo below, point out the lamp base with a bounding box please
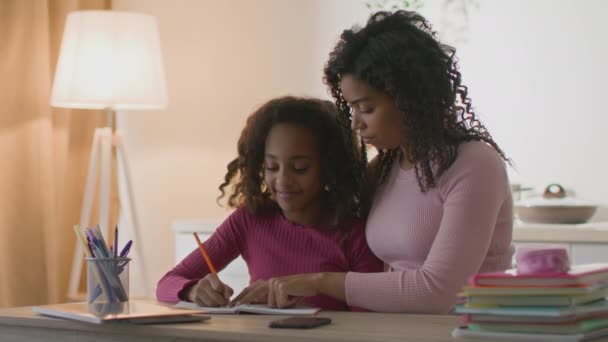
[67,127,150,299]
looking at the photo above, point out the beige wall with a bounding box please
[110,0,608,297]
[111,0,368,295]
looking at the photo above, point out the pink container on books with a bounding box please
[515,246,570,275]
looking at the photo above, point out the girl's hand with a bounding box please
[267,273,322,309]
[231,280,269,306]
[185,273,233,307]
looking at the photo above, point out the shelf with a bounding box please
[514,222,608,243]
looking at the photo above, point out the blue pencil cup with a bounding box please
[86,257,130,305]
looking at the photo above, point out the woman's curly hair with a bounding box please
[324,10,508,195]
[218,96,366,227]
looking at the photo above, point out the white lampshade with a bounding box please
[51,10,168,111]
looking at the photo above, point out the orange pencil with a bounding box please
[193,232,217,275]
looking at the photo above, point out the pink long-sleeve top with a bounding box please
[157,207,383,310]
[345,141,514,314]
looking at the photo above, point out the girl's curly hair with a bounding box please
[218,96,366,227]
[324,10,508,195]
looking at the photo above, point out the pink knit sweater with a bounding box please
[157,207,383,310]
[345,141,514,314]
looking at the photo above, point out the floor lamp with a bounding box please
[50,11,168,299]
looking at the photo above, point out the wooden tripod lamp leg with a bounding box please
[67,129,102,299]
[115,131,151,297]
[98,127,112,240]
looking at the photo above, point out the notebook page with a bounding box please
[175,301,237,314]
[238,304,320,315]
[175,301,320,315]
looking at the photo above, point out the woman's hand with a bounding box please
[231,279,269,306]
[184,274,233,307]
[233,273,347,308]
[267,273,323,309]
[232,275,319,308]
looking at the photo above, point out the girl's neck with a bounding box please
[281,204,330,227]
[399,147,415,170]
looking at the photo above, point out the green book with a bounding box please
[465,288,608,307]
[460,283,607,297]
[454,300,608,317]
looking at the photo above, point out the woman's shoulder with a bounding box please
[440,140,508,188]
[452,140,507,172]
[458,140,502,159]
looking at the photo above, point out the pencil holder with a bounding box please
[86,257,130,305]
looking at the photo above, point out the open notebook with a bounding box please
[175,301,320,315]
[32,301,209,324]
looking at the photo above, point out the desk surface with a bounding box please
[0,304,461,342]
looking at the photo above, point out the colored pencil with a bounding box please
[193,233,217,274]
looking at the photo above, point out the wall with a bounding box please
[112,0,608,295]
[422,0,608,210]
[111,0,370,295]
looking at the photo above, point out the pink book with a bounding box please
[470,263,608,287]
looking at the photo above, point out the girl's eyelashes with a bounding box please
[263,163,310,173]
[264,162,278,171]
[293,166,309,174]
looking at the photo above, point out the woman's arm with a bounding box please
[345,146,512,313]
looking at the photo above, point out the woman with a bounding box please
[232,10,514,314]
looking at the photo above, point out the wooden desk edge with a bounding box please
[0,305,461,342]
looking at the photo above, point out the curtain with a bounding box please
[0,0,117,307]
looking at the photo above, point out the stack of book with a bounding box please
[452,263,608,341]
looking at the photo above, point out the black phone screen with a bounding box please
[268,316,332,329]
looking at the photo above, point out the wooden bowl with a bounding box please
[515,205,597,224]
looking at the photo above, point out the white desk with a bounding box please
[0,304,461,342]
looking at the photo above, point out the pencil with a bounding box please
[193,232,217,275]
[114,225,118,258]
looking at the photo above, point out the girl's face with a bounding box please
[339,74,404,150]
[263,123,324,225]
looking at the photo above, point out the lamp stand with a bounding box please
[67,111,150,299]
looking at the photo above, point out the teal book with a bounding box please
[453,326,608,341]
[468,316,608,334]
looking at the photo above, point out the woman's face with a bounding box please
[339,74,404,150]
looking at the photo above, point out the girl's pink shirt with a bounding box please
[157,208,383,310]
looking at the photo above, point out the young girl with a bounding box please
[235,11,514,314]
[156,96,383,310]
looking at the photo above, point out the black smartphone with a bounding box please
[269,316,331,329]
